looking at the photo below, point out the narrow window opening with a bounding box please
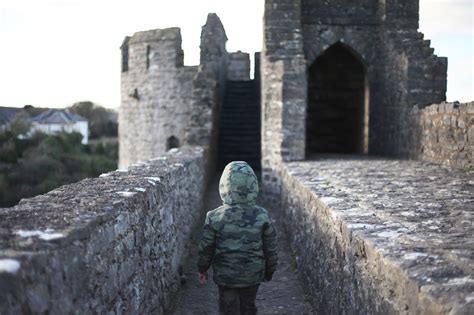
[166,136,180,150]
[121,44,129,72]
[121,37,130,72]
[146,45,151,70]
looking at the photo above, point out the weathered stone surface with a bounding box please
[227,51,251,81]
[184,13,228,151]
[0,147,208,315]
[409,102,473,170]
[281,157,473,314]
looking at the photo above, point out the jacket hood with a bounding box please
[219,161,258,205]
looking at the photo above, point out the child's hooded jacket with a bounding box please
[197,161,278,288]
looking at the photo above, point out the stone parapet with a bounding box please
[0,146,208,314]
[410,102,473,170]
[281,157,473,314]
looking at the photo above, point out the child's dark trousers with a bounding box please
[218,285,259,315]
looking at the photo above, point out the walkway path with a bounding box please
[170,178,313,314]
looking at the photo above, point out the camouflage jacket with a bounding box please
[197,161,278,288]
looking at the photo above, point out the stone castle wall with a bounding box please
[0,147,209,314]
[409,102,474,170]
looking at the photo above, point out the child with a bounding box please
[197,161,278,315]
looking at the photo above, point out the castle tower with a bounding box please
[261,0,447,197]
[119,28,197,168]
[119,14,233,169]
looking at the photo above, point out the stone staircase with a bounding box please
[218,80,261,172]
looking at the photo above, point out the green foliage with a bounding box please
[9,112,31,136]
[70,101,118,138]
[0,140,18,163]
[23,105,45,117]
[0,131,118,207]
[88,138,118,160]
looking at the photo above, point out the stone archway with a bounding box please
[306,42,369,156]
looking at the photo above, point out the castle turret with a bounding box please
[119,28,197,168]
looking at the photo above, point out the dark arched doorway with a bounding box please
[166,136,180,150]
[306,42,369,156]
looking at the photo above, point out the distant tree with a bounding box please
[23,105,45,117]
[0,139,18,163]
[0,131,117,207]
[71,101,94,117]
[105,117,118,137]
[10,112,31,136]
[70,101,117,138]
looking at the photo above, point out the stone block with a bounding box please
[444,102,454,113]
[466,102,474,114]
[468,126,474,146]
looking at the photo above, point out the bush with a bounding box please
[0,130,117,207]
[70,101,118,139]
[10,112,31,136]
[0,140,18,163]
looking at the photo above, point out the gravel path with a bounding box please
[170,178,314,314]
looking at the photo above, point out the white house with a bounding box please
[29,109,89,144]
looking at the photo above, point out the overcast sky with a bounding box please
[0,0,472,108]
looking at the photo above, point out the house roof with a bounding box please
[31,109,87,124]
[0,107,23,126]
